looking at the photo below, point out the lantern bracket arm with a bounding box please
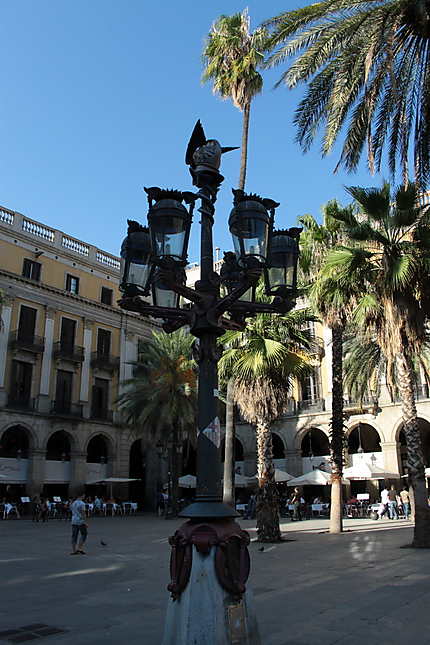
[118,296,192,322]
[215,270,261,317]
[226,297,296,316]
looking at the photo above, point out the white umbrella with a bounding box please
[179,474,196,488]
[86,477,141,498]
[247,469,295,483]
[343,463,400,480]
[287,469,348,486]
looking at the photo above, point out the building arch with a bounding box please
[397,417,430,473]
[300,427,330,457]
[0,425,32,458]
[294,424,329,452]
[45,430,74,461]
[347,422,382,454]
[86,433,113,463]
[271,432,286,459]
[220,436,245,463]
[0,421,37,451]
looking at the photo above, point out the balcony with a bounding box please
[6,396,36,411]
[50,400,83,418]
[9,331,45,354]
[90,351,120,372]
[53,341,85,363]
[90,408,113,423]
[297,398,326,413]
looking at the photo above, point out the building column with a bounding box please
[381,441,401,475]
[285,449,303,476]
[116,330,138,423]
[70,451,87,497]
[79,319,93,418]
[27,448,46,499]
[243,450,257,477]
[0,296,13,407]
[38,306,56,413]
[322,326,333,411]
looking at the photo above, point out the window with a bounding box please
[91,378,109,419]
[18,306,37,342]
[22,259,41,281]
[301,368,322,402]
[65,274,79,294]
[101,287,113,305]
[60,318,76,350]
[10,361,33,405]
[97,329,111,357]
[55,370,73,413]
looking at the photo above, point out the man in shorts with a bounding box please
[70,493,88,555]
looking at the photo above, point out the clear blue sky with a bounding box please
[0,1,385,263]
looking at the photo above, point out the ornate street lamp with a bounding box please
[118,120,301,645]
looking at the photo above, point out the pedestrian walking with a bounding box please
[400,486,411,520]
[387,485,399,519]
[291,487,302,521]
[70,493,88,555]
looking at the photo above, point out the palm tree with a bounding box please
[202,10,267,505]
[219,307,318,541]
[264,1,430,186]
[202,9,266,192]
[324,181,430,546]
[117,329,197,517]
[299,201,356,533]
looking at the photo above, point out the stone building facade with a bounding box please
[0,205,157,503]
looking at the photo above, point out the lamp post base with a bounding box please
[162,545,261,645]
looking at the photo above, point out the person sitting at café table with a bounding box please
[313,496,322,504]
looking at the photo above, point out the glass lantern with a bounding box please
[228,190,277,267]
[265,230,299,298]
[120,221,153,297]
[146,188,193,264]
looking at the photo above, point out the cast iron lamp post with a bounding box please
[119,121,300,645]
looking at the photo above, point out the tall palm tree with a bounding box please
[324,181,430,547]
[219,307,318,541]
[299,201,356,533]
[264,1,430,186]
[116,329,197,516]
[203,10,267,506]
[202,9,266,189]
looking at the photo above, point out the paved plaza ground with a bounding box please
[1,514,429,645]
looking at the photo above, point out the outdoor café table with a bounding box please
[123,502,138,514]
[103,503,120,516]
[236,504,247,515]
[311,503,329,516]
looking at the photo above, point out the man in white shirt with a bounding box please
[70,493,88,555]
[379,487,390,519]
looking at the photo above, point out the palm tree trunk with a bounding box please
[170,428,179,517]
[329,323,345,534]
[396,351,430,547]
[256,421,281,542]
[238,102,251,191]
[223,379,236,507]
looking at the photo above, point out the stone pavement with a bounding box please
[1,514,429,645]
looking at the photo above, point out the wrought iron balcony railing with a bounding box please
[53,341,85,362]
[9,331,45,353]
[90,408,113,422]
[90,351,120,371]
[50,400,83,417]
[6,396,36,411]
[297,398,326,413]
